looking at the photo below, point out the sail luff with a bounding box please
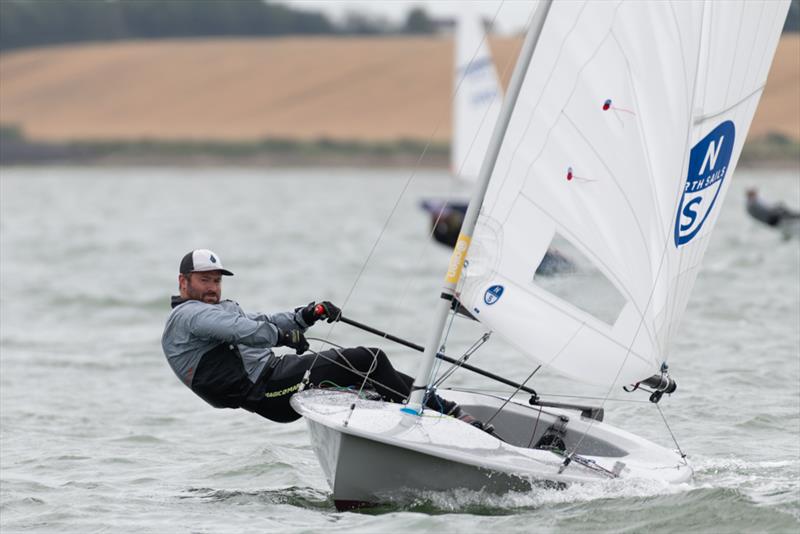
[406,0,554,412]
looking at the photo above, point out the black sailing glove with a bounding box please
[299,301,342,325]
[314,301,342,323]
[277,329,309,354]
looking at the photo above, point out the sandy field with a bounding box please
[0,34,797,143]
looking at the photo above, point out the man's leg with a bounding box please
[308,347,460,415]
[242,354,318,423]
[244,347,488,430]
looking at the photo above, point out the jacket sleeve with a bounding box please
[246,308,310,331]
[187,304,282,348]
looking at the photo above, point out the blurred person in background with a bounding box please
[746,188,799,227]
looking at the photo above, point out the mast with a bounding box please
[407,0,554,413]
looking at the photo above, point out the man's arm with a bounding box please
[188,303,282,348]
[245,309,310,332]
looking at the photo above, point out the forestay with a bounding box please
[452,7,503,182]
[459,0,789,387]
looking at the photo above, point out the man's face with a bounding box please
[179,271,223,304]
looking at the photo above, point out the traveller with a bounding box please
[161,249,489,428]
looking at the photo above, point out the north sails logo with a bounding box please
[209,254,217,263]
[484,285,504,305]
[674,121,735,247]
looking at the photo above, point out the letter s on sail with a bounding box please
[679,197,702,231]
[674,120,735,247]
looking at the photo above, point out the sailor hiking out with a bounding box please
[161,249,490,426]
[745,188,800,228]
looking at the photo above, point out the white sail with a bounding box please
[452,8,503,181]
[459,0,789,387]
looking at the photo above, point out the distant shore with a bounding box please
[0,132,796,169]
[0,132,450,168]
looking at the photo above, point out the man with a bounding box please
[746,188,799,227]
[162,249,488,427]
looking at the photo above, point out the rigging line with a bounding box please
[559,157,692,472]
[413,13,512,261]
[526,403,545,448]
[448,4,512,185]
[448,386,651,404]
[656,403,688,462]
[436,305,459,360]
[484,365,541,426]
[344,345,384,427]
[485,0,595,216]
[362,0,510,346]
[424,307,460,402]
[524,319,586,388]
[432,331,491,388]
[303,338,414,402]
[324,2,503,319]
[562,218,677,468]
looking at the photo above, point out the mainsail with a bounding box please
[452,8,503,181]
[458,0,789,387]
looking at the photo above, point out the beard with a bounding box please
[186,281,220,304]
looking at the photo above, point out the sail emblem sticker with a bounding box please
[484,285,504,305]
[674,120,735,247]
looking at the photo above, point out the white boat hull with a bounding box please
[291,389,692,510]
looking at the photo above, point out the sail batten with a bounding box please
[459,0,790,387]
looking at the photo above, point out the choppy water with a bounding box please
[1,166,798,533]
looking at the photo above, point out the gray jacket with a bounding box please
[162,298,310,387]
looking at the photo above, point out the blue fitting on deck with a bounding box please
[400,407,420,416]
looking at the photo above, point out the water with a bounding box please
[1,166,798,533]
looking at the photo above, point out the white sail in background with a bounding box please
[459,0,789,387]
[452,8,503,181]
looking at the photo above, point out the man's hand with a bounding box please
[300,301,342,325]
[277,329,309,354]
[314,301,342,323]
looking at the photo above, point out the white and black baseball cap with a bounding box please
[179,249,234,276]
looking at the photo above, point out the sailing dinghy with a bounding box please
[293,0,790,510]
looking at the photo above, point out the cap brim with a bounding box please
[189,268,234,276]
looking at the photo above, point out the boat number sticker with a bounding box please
[484,285,504,305]
[674,120,735,247]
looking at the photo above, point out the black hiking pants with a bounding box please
[242,346,457,423]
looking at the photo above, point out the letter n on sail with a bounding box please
[674,121,736,247]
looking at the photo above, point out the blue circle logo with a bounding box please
[484,285,504,305]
